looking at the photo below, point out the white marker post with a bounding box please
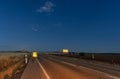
[92,54,95,60]
[25,54,28,64]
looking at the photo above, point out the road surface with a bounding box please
[20,54,120,79]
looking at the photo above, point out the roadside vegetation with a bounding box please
[0,53,27,79]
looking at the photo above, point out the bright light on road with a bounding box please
[32,51,38,58]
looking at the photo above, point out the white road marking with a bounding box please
[61,61,120,79]
[61,61,77,67]
[78,65,120,79]
[44,56,120,79]
[36,59,51,79]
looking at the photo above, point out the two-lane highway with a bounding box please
[21,54,120,79]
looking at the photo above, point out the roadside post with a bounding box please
[92,54,95,60]
[25,54,28,64]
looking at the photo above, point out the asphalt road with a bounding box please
[20,54,120,79]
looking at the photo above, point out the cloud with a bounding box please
[32,27,39,32]
[31,24,40,32]
[37,1,55,13]
[54,22,63,28]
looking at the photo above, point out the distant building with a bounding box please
[63,49,69,54]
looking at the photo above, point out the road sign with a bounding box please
[63,49,69,54]
[32,51,38,58]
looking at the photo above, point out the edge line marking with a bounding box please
[36,59,51,79]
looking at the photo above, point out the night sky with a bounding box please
[0,0,120,52]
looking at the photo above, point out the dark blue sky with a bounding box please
[0,0,120,52]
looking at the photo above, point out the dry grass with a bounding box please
[0,53,27,79]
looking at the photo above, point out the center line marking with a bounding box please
[62,61,77,67]
[36,59,51,79]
